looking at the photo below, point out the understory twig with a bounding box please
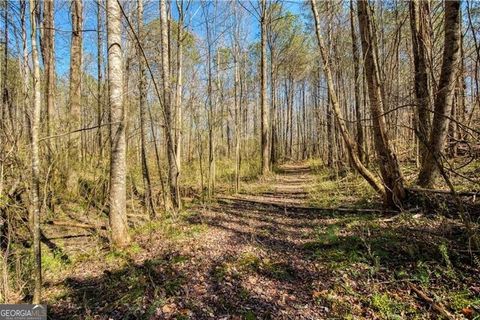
[409,283,455,320]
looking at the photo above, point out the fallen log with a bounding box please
[409,283,455,320]
[45,220,106,230]
[408,187,480,197]
[216,196,398,214]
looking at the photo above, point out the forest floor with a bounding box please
[44,162,480,319]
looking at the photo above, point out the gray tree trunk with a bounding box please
[349,0,364,162]
[137,0,155,218]
[260,0,269,175]
[69,0,82,128]
[97,0,104,156]
[107,0,130,247]
[418,0,461,187]
[43,0,55,144]
[357,0,405,207]
[29,0,42,303]
[409,0,432,166]
[311,0,385,197]
[160,0,180,211]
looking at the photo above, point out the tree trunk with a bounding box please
[174,0,184,181]
[233,3,242,193]
[42,0,54,141]
[260,0,269,175]
[137,0,155,218]
[311,0,385,197]
[270,53,277,168]
[349,0,364,162]
[160,0,180,210]
[20,1,30,144]
[1,1,8,132]
[417,0,461,187]
[107,0,130,247]
[97,0,103,156]
[357,0,405,207]
[409,0,432,166]
[29,0,42,303]
[69,0,82,129]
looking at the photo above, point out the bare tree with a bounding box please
[311,0,384,197]
[409,0,432,167]
[28,0,42,303]
[357,0,406,207]
[107,0,130,247]
[69,0,83,130]
[418,0,461,187]
[174,0,186,177]
[260,0,269,175]
[137,0,155,218]
[232,1,242,192]
[349,0,364,162]
[97,0,104,155]
[42,0,55,144]
[160,0,180,211]
[201,1,216,199]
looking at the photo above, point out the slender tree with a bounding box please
[69,0,83,129]
[160,0,180,211]
[409,0,432,166]
[107,0,130,247]
[260,0,269,175]
[311,0,384,197]
[97,0,104,155]
[357,0,406,207]
[137,0,155,218]
[349,0,364,162]
[233,1,242,192]
[418,0,461,187]
[174,0,185,176]
[29,0,42,303]
[43,0,54,141]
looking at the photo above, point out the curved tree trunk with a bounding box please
[311,0,385,197]
[357,0,405,207]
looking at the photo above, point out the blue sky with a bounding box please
[15,0,307,77]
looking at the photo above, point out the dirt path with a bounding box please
[48,163,480,319]
[50,163,332,319]
[190,163,327,319]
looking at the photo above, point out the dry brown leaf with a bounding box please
[461,307,473,318]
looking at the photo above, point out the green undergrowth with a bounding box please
[44,209,208,310]
[213,250,295,283]
[64,251,192,318]
[304,212,480,318]
[132,210,207,241]
[307,167,377,208]
[181,155,262,195]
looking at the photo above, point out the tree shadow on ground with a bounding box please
[48,198,479,319]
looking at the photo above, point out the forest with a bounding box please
[0,0,479,318]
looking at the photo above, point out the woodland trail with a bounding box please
[47,163,480,319]
[195,163,328,318]
[50,163,336,319]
